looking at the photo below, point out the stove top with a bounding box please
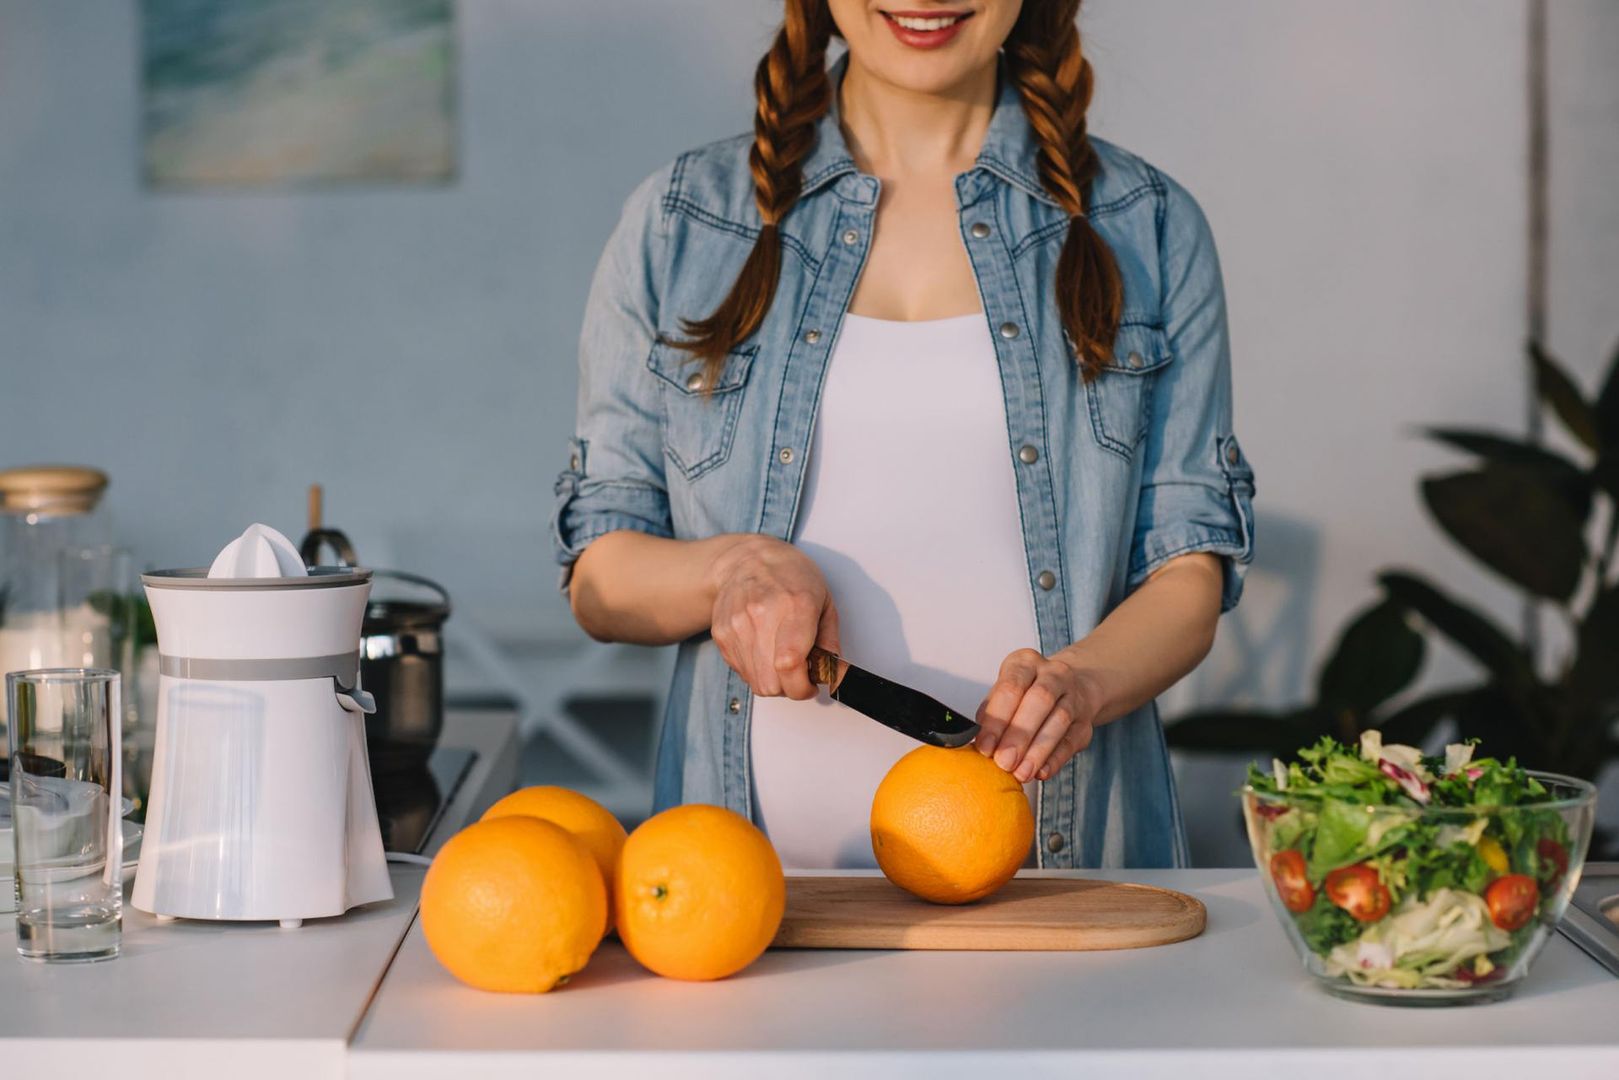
[371,746,477,855]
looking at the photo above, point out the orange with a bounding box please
[616,804,785,981]
[420,816,607,993]
[482,786,628,932]
[870,745,1034,904]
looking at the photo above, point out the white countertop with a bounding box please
[0,710,520,1080]
[351,866,1619,1080]
[6,710,1619,1079]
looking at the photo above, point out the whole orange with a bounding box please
[482,786,628,932]
[616,804,785,981]
[420,816,607,993]
[870,745,1033,904]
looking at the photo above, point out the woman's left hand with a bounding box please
[974,648,1102,783]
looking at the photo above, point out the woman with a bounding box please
[552,0,1255,869]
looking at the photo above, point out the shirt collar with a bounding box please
[799,52,1060,209]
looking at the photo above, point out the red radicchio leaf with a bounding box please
[1379,758,1431,804]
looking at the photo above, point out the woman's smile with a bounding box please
[879,8,976,49]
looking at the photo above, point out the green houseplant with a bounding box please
[1169,340,1619,791]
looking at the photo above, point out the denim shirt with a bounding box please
[552,61,1255,869]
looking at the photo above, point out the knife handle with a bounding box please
[807,646,841,689]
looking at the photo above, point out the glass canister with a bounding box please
[0,466,113,761]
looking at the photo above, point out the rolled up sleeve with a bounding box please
[1126,173,1256,612]
[550,168,676,592]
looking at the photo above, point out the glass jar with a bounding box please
[0,466,112,759]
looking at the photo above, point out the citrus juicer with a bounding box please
[131,523,393,927]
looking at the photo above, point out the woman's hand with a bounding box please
[973,555,1224,783]
[974,649,1103,783]
[705,535,839,701]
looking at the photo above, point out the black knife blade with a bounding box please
[807,646,981,749]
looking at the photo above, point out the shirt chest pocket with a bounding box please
[646,342,758,481]
[1084,323,1173,460]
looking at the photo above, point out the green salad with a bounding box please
[1246,733,1573,990]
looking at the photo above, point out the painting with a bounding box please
[141,0,456,189]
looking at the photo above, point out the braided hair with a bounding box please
[677,0,1121,382]
[676,0,834,388]
[1006,0,1122,376]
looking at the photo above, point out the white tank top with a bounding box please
[750,313,1041,869]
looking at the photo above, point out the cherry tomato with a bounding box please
[1485,874,1538,931]
[1536,839,1568,891]
[1269,849,1315,913]
[1324,863,1392,922]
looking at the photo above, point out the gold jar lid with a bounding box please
[0,465,109,514]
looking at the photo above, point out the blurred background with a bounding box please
[1,0,1615,863]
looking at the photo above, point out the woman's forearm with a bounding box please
[973,551,1225,783]
[569,531,748,645]
[572,530,841,702]
[1055,552,1224,726]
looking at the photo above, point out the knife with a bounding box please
[807,646,981,749]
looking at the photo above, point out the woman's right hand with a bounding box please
[704,535,839,701]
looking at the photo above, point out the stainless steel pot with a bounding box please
[299,527,451,771]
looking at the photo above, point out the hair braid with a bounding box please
[1007,0,1122,379]
[676,0,833,389]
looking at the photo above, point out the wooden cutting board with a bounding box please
[772,875,1205,951]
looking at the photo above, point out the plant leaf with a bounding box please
[1591,453,1619,503]
[1163,709,1319,756]
[1532,341,1601,451]
[1592,334,1619,448]
[1376,687,1479,746]
[1376,570,1532,687]
[1421,466,1586,600]
[1566,584,1619,706]
[1423,428,1591,519]
[1424,428,1582,472]
[1316,598,1425,714]
[1450,684,1557,772]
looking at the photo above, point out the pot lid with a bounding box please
[365,571,451,628]
[0,465,108,515]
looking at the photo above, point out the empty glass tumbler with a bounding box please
[6,668,123,961]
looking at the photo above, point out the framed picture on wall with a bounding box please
[140,0,456,189]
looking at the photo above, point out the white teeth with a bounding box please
[892,14,961,32]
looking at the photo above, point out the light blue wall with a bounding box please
[3,0,1613,678]
[0,0,775,638]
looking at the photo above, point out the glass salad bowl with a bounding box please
[1242,736,1597,1005]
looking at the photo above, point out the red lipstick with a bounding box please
[880,9,974,50]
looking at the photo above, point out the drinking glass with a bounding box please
[6,668,123,962]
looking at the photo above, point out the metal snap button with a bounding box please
[779,447,795,465]
[684,372,705,392]
[999,322,1020,340]
[728,698,741,715]
[1036,570,1056,591]
[1046,831,1065,853]
[970,222,992,239]
[1018,445,1039,464]
[1227,442,1240,466]
[569,454,579,471]
[1127,351,1144,369]
[842,229,860,246]
[804,329,822,345]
